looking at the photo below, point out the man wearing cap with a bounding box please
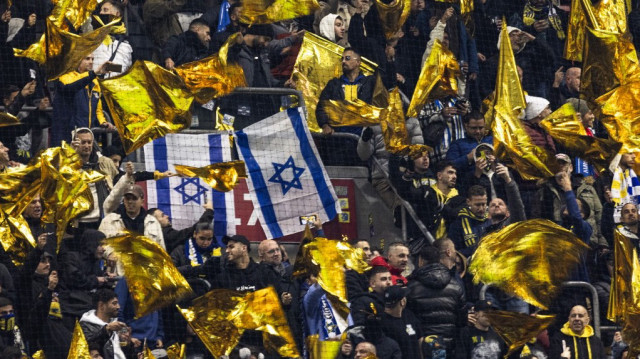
[99,165,165,248]
[459,300,506,359]
[381,286,423,359]
[446,111,493,176]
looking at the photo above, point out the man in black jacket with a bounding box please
[162,18,211,70]
[350,266,392,326]
[406,245,466,358]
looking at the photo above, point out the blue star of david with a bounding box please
[174,177,207,204]
[269,156,305,195]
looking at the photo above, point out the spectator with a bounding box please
[548,305,605,359]
[0,5,38,88]
[618,202,639,252]
[210,3,242,52]
[565,98,597,177]
[0,297,26,354]
[21,195,55,248]
[349,266,391,326]
[80,289,135,359]
[448,185,488,258]
[354,341,377,359]
[347,239,374,300]
[421,161,465,239]
[0,141,8,173]
[370,242,410,286]
[92,0,133,78]
[51,58,114,146]
[446,111,493,176]
[550,67,580,110]
[142,0,188,49]
[162,18,211,70]
[381,285,423,359]
[406,245,466,356]
[516,0,567,60]
[522,96,555,153]
[481,164,526,234]
[148,204,213,254]
[318,14,348,46]
[170,221,220,272]
[395,0,430,98]
[114,278,163,352]
[459,300,506,359]
[353,239,374,262]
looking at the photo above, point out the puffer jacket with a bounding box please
[406,263,466,342]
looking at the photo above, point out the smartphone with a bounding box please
[299,215,317,225]
[29,68,37,79]
[105,63,123,73]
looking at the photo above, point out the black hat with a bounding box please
[474,299,498,312]
[384,285,410,307]
[222,235,251,252]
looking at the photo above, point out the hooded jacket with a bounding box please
[204,257,278,292]
[319,14,340,42]
[549,322,605,359]
[80,310,128,359]
[406,263,466,342]
[448,207,487,257]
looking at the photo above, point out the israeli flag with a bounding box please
[235,107,341,239]
[144,133,236,240]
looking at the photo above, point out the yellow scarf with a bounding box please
[431,185,459,238]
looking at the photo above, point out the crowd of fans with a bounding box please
[1,0,640,358]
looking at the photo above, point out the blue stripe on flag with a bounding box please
[236,130,283,238]
[287,108,338,220]
[209,134,228,244]
[153,137,172,219]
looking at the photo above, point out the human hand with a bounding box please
[561,340,571,359]
[385,44,395,61]
[468,72,477,81]
[164,58,175,70]
[495,163,511,183]
[322,124,334,136]
[162,171,176,177]
[441,106,458,118]
[555,171,572,192]
[474,157,487,177]
[203,201,213,210]
[131,337,142,348]
[533,19,549,33]
[37,232,49,249]
[291,30,305,43]
[553,66,565,88]
[396,73,406,84]
[156,339,163,348]
[310,213,322,229]
[106,321,127,332]
[281,292,292,305]
[96,62,111,76]
[441,7,454,23]
[409,26,419,37]
[284,78,296,88]
[341,340,352,355]
[37,97,50,110]
[125,161,134,176]
[517,30,536,44]
[100,122,116,130]
[477,53,486,62]
[468,310,477,326]
[1,10,10,23]
[21,80,36,97]
[48,270,58,290]
[27,13,36,27]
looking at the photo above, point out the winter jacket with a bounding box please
[406,263,466,343]
[346,269,369,300]
[549,323,605,359]
[563,190,593,282]
[370,256,407,286]
[349,292,385,326]
[482,180,527,233]
[142,0,187,48]
[92,36,133,78]
[161,30,210,67]
[98,211,165,248]
[522,121,556,153]
[80,310,133,359]
[162,208,214,253]
[316,74,377,129]
[448,207,487,257]
[446,135,494,175]
[204,257,279,292]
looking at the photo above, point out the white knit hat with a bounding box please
[525,96,550,121]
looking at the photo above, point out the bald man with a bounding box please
[549,305,605,359]
[354,342,377,359]
[551,66,581,109]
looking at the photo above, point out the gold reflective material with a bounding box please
[0,210,36,266]
[306,335,342,359]
[459,0,474,15]
[406,40,459,118]
[375,0,411,40]
[103,231,193,318]
[381,88,431,157]
[68,321,91,359]
[32,350,45,359]
[608,230,636,322]
[174,161,247,192]
[469,219,590,309]
[0,159,42,217]
[485,311,556,358]
[81,169,106,184]
[93,14,127,37]
[290,32,377,132]
[622,308,640,358]
[174,34,247,104]
[39,143,94,250]
[323,99,384,127]
[178,287,300,358]
[239,0,319,24]
[540,103,621,173]
[292,224,315,278]
[143,346,157,359]
[49,0,103,30]
[100,61,193,154]
[0,112,20,127]
[489,22,559,180]
[166,343,186,359]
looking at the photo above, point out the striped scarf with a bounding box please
[611,167,640,205]
[523,0,565,39]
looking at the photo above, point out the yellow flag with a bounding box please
[381,88,432,158]
[469,219,590,309]
[32,350,46,359]
[539,103,622,173]
[459,0,474,15]
[239,0,319,24]
[166,343,186,359]
[174,161,247,192]
[306,335,342,359]
[143,346,157,359]
[67,321,91,359]
[406,40,460,118]
[103,231,193,318]
[178,287,300,358]
[375,0,411,40]
[485,311,556,358]
[623,308,640,358]
[0,210,36,266]
[100,60,194,154]
[322,99,385,127]
[489,22,559,180]
[174,33,247,104]
[49,0,103,30]
[40,143,98,251]
[0,158,42,217]
[0,112,20,127]
[608,230,637,322]
[290,32,377,132]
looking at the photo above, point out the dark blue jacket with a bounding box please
[564,190,592,282]
[446,134,494,174]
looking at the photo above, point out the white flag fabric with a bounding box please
[143,133,236,239]
[235,107,341,239]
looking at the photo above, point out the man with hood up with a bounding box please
[549,305,605,359]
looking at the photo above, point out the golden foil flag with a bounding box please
[406,39,459,118]
[14,17,118,80]
[469,219,590,309]
[100,60,193,154]
[459,0,474,15]
[485,311,556,358]
[540,103,622,173]
[178,287,300,358]
[306,335,342,359]
[174,33,247,104]
[290,32,377,132]
[0,210,36,266]
[166,343,186,359]
[323,99,384,127]
[376,0,411,40]
[0,112,20,127]
[608,230,637,322]
[103,231,193,318]
[32,350,45,359]
[39,143,96,250]
[292,224,315,278]
[68,321,91,359]
[174,161,247,192]
[49,0,104,30]
[622,308,640,358]
[143,346,157,359]
[239,0,319,24]
[564,0,629,61]
[381,88,432,158]
[0,158,42,217]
